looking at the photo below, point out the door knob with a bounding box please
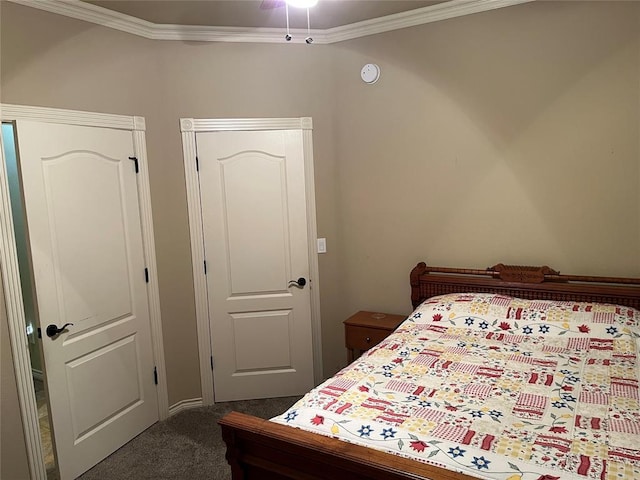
[46,323,73,338]
[288,277,307,288]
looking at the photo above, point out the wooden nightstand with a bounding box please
[344,311,406,363]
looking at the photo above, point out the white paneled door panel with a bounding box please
[15,120,158,480]
[197,130,314,401]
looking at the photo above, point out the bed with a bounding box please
[220,261,640,480]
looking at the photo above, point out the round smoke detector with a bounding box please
[361,63,381,84]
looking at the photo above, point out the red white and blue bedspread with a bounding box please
[272,293,640,480]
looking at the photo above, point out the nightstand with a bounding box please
[344,311,406,363]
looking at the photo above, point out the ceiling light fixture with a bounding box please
[284,0,317,43]
[286,0,318,8]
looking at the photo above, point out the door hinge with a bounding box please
[153,366,158,385]
[204,260,207,275]
[128,156,139,173]
[144,267,149,283]
[210,356,214,370]
[196,156,199,172]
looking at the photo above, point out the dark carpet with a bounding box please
[76,396,300,480]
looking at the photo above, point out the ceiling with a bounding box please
[85,1,446,30]
[12,0,529,44]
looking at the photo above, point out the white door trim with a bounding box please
[180,117,323,405]
[0,104,169,480]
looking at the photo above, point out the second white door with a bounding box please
[197,129,314,402]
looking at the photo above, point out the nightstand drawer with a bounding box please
[344,311,406,363]
[345,325,390,351]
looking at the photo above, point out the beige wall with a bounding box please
[1,1,639,463]
[1,277,31,479]
[330,0,640,319]
[151,40,341,391]
[0,1,340,403]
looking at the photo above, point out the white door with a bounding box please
[15,120,159,480]
[197,130,314,402]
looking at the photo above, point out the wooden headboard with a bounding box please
[410,261,640,310]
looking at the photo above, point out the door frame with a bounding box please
[180,117,323,405]
[0,104,169,480]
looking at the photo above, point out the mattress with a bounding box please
[272,293,640,480]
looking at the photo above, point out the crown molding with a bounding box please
[151,24,327,44]
[323,0,534,43]
[8,0,533,44]
[9,0,157,38]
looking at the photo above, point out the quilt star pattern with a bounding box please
[272,293,640,480]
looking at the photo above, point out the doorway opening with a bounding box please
[1,122,58,479]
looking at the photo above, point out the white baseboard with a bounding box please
[32,368,43,381]
[168,397,203,416]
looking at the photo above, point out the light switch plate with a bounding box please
[317,238,327,254]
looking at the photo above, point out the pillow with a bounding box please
[404,293,639,337]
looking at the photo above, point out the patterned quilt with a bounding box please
[272,293,640,480]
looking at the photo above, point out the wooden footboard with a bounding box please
[219,411,477,480]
